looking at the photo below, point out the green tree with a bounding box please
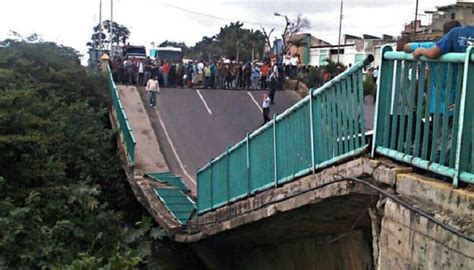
[187,22,266,62]
[86,20,130,65]
[103,20,131,46]
[0,39,163,269]
[322,59,344,75]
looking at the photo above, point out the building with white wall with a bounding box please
[310,34,395,68]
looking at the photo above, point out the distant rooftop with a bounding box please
[436,0,474,11]
[363,34,381,40]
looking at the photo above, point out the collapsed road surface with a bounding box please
[144,87,302,192]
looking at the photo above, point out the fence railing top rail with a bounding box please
[383,51,469,63]
[107,65,137,146]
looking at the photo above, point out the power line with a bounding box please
[160,3,284,28]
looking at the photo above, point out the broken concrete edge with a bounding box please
[174,156,474,243]
[109,110,184,235]
[174,157,379,242]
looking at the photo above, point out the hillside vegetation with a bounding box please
[0,40,163,269]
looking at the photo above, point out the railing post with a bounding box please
[226,147,230,203]
[371,45,394,157]
[454,46,474,187]
[209,159,214,210]
[310,89,315,173]
[273,114,278,188]
[246,133,251,196]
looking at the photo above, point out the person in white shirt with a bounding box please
[138,60,145,85]
[283,53,291,78]
[268,58,279,104]
[197,61,204,87]
[146,76,160,109]
[372,67,379,83]
[290,54,299,79]
[262,93,271,125]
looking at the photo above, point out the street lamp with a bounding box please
[274,12,290,56]
[274,12,289,26]
[337,0,344,63]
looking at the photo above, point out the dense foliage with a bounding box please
[0,40,163,269]
[299,66,324,89]
[186,21,266,62]
[363,72,377,98]
[86,20,131,50]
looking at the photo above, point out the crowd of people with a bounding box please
[111,55,307,91]
[108,51,349,125]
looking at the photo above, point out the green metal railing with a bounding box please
[372,45,474,187]
[107,66,136,166]
[197,56,374,213]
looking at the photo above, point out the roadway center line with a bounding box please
[196,89,213,115]
[156,110,196,187]
[247,91,263,112]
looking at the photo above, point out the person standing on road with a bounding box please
[204,62,212,89]
[268,57,279,104]
[126,58,134,85]
[169,62,176,88]
[260,61,269,90]
[177,61,185,88]
[251,62,260,90]
[243,62,252,89]
[283,52,291,79]
[137,60,145,85]
[217,61,225,89]
[225,64,234,89]
[197,60,204,88]
[161,60,170,87]
[146,76,160,109]
[262,93,271,125]
[144,57,152,86]
[290,53,299,79]
[191,61,197,87]
[210,61,217,89]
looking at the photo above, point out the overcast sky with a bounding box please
[1,0,454,63]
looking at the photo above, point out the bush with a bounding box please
[363,73,377,98]
[302,66,323,89]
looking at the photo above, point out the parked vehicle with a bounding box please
[149,47,183,62]
[122,45,147,59]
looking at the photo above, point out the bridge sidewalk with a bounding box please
[118,85,169,174]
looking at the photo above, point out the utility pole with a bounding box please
[110,0,114,57]
[413,0,419,40]
[99,0,102,52]
[337,0,344,64]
